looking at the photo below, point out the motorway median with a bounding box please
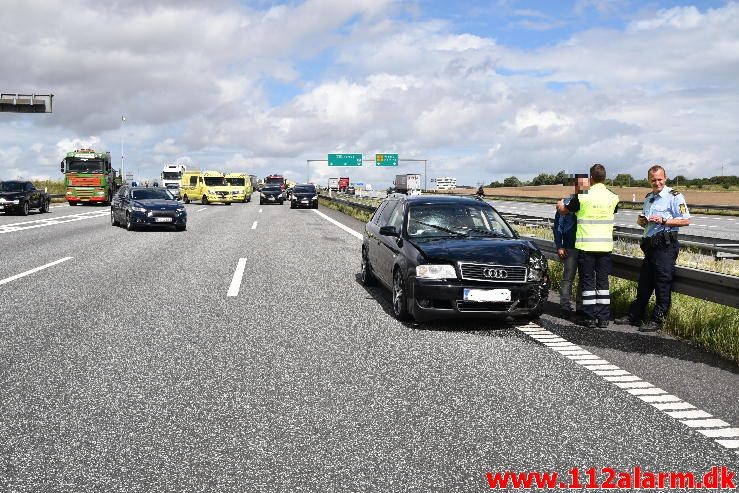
[319,194,739,365]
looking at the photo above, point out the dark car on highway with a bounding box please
[0,180,51,215]
[361,194,549,322]
[111,186,187,231]
[290,184,319,209]
[259,185,285,205]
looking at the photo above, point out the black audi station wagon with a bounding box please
[361,194,549,322]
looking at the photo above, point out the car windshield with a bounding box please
[226,178,245,186]
[161,172,181,180]
[294,186,315,193]
[407,203,514,239]
[0,182,24,192]
[132,189,174,200]
[204,176,225,186]
[263,186,282,193]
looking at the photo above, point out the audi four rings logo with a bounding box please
[483,268,508,279]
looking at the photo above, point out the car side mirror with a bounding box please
[379,225,399,237]
[60,161,64,172]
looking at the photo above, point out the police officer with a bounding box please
[616,165,690,332]
[558,164,619,328]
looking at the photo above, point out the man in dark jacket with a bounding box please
[553,174,587,319]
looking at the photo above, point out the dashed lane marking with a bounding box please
[226,258,247,297]
[251,221,258,230]
[517,322,739,453]
[195,207,207,213]
[0,257,73,286]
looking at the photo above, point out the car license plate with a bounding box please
[301,199,308,203]
[268,197,275,201]
[463,288,511,302]
[154,217,172,223]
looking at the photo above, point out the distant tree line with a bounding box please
[486,171,739,189]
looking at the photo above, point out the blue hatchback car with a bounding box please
[111,186,187,231]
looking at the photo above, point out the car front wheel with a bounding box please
[392,268,410,320]
[125,212,135,231]
[20,201,29,216]
[111,209,119,226]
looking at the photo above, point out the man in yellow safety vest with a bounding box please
[557,164,619,328]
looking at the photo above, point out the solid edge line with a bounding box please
[227,258,247,297]
[0,257,73,286]
[312,209,363,240]
[517,322,739,452]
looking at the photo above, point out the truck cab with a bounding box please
[161,163,186,199]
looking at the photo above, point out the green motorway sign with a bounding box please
[375,153,398,166]
[328,153,363,166]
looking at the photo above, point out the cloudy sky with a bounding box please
[1,0,737,188]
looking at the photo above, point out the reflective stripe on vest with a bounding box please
[575,183,619,252]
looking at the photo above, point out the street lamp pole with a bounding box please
[121,115,126,184]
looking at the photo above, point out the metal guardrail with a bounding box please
[320,194,739,308]
[500,212,739,259]
[481,194,739,212]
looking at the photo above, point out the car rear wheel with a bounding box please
[392,269,410,320]
[183,195,190,204]
[110,209,119,226]
[360,249,376,286]
[202,195,208,205]
[40,199,50,213]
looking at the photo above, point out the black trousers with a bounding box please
[577,251,612,321]
[629,241,679,323]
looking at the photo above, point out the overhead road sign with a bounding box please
[375,153,398,166]
[328,154,363,167]
[0,93,53,113]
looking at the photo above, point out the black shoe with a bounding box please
[597,319,610,328]
[560,308,574,320]
[614,316,639,327]
[576,317,597,328]
[638,320,661,332]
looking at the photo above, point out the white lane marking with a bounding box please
[312,209,363,240]
[196,207,207,213]
[259,208,263,213]
[0,257,73,286]
[251,221,258,230]
[519,323,739,451]
[0,211,108,234]
[227,258,247,297]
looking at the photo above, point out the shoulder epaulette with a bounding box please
[670,189,681,196]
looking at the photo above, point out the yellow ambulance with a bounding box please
[224,172,253,203]
[180,170,232,205]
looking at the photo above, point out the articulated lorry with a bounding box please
[60,148,120,206]
[161,163,187,198]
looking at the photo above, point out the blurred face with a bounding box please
[575,176,590,192]
[648,169,667,194]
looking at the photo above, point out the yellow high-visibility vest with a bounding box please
[575,183,619,252]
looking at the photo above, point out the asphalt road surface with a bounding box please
[1,200,738,492]
[490,200,739,241]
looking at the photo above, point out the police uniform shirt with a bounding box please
[643,186,690,238]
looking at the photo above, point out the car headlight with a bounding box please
[527,252,547,281]
[176,207,186,213]
[130,206,146,213]
[312,195,318,200]
[95,191,105,196]
[260,192,265,197]
[416,264,457,280]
